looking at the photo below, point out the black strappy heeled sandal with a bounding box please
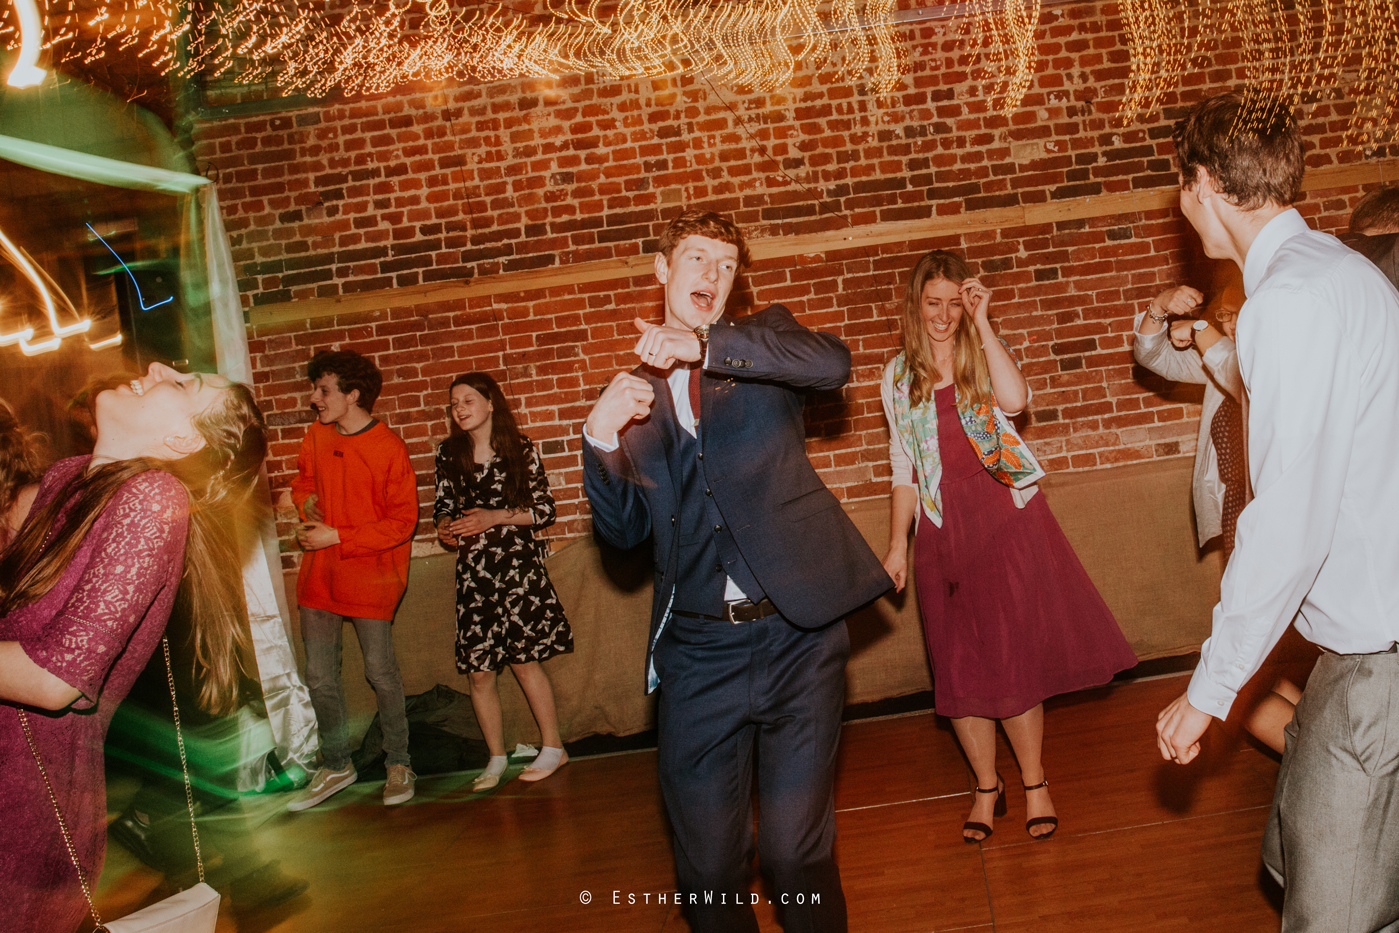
[1023,778,1058,840]
[963,773,1007,844]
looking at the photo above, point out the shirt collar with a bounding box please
[1242,208,1310,297]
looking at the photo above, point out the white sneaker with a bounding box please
[383,764,416,806]
[286,765,357,812]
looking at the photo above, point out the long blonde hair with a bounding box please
[0,382,268,715]
[898,250,993,412]
[0,398,46,521]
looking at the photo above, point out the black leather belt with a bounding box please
[672,598,777,624]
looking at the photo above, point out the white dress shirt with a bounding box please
[1132,313,1244,546]
[1187,208,1399,717]
[583,363,750,604]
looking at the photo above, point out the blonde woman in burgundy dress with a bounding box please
[882,250,1137,843]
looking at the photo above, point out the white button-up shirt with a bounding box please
[1187,208,1399,717]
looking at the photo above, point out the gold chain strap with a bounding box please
[16,708,104,929]
[19,635,204,931]
[161,635,205,882]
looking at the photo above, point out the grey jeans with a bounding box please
[299,606,411,770]
[1263,647,1399,933]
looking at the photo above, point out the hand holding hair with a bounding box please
[960,277,993,326]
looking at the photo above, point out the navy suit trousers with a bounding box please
[654,610,850,933]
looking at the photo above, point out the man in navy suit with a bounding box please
[582,210,891,933]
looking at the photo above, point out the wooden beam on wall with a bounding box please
[246,158,1399,328]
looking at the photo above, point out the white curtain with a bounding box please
[0,133,319,780]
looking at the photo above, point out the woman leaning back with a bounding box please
[881,250,1138,843]
[0,363,267,933]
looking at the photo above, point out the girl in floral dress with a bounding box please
[434,373,573,791]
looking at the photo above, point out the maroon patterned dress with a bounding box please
[913,385,1137,719]
[0,457,189,933]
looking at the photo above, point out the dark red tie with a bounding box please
[687,361,702,424]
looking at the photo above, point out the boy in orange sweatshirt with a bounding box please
[285,350,419,810]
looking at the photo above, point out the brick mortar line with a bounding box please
[245,156,1398,329]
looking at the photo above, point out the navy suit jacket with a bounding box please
[583,304,891,690]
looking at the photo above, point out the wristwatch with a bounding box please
[1190,318,1208,345]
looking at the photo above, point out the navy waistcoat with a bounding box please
[672,423,765,614]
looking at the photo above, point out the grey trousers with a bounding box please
[1262,647,1399,933]
[300,606,412,771]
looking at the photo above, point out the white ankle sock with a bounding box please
[529,746,563,772]
[481,756,507,780]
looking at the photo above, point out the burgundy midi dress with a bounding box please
[0,458,188,933]
[913,384,1137,719]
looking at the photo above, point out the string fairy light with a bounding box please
[1,0,1394,141]
[960,0,1041,118]
[8,0,912,97]
[1116,0,1399,145]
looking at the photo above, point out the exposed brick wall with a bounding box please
[199,1,1395,566]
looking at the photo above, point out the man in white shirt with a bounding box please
[1156,91,1399,931]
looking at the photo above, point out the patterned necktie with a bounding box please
[1210,396,1246,555]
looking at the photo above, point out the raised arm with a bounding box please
[581,433,653,550]
[1133,312,1209,385]
[961,279,1028,414]
[704,305,851,391]
[1199,336,1243,402]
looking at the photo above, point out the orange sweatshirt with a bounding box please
[291,420,418,621]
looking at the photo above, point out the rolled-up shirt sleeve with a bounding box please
[1186,291,1357,717]
[1200,337,1243,402]
[1132,311,1208,384]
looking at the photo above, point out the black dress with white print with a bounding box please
[433,436,573,673]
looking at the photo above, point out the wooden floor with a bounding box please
[95,674,1285,932]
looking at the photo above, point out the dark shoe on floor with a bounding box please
[1023,778,1059,839]
[229,860,310,913]
[963,773,1006,844]
[109,811,162,870]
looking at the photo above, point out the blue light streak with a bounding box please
[88,223,174,310]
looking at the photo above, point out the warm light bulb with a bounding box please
[6,0,47,88]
